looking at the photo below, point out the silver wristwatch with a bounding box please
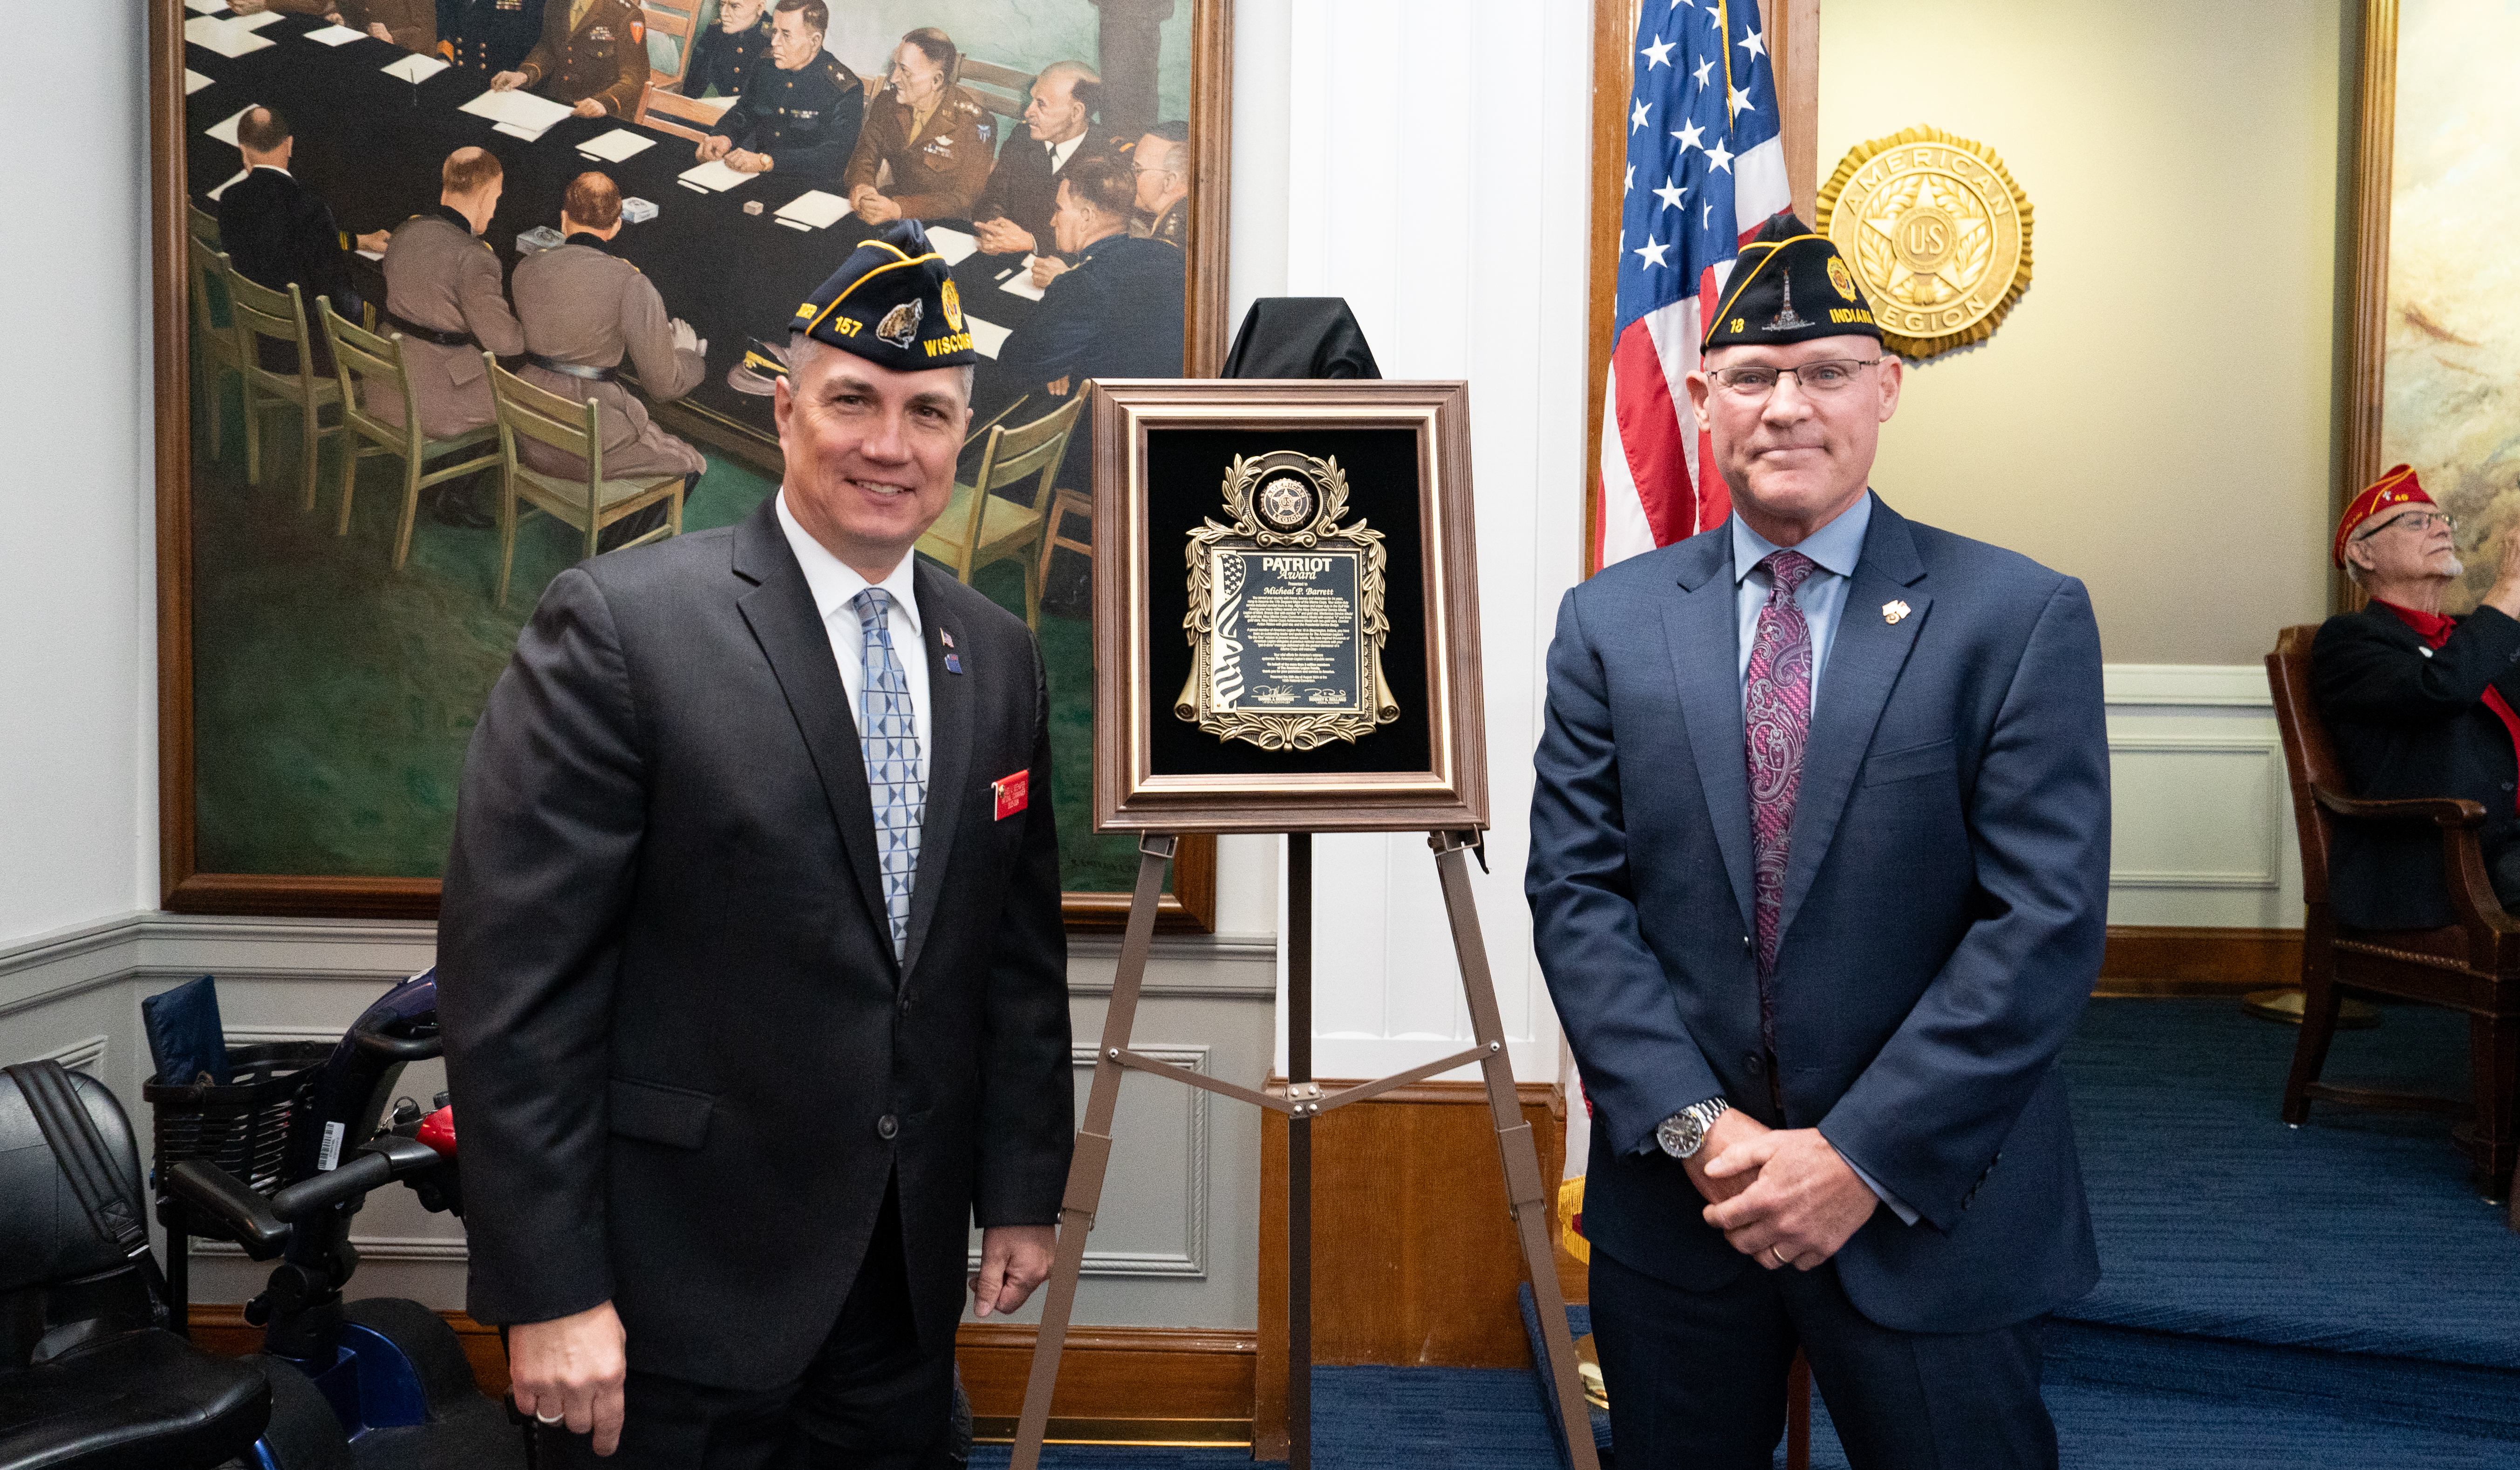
[1655,1098,1732,1159]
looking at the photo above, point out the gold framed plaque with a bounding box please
[1177,451,1400,750]
[1091,380,1485,834]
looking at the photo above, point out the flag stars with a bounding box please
[1631,97,1651,132]
[1633,235,1672,270]
[1728,82,1755,118]
[1739,25,1768,61]
[1640,34,1674,69]
[1625,162,1634,194]
[1653,176,1687,211]
[1691,56,1715,89]
[1672,117,1706,153]
[1705,137,1735,173]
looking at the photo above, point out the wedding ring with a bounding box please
[1770,1244,1789,1266]
[536,1409,566,1425]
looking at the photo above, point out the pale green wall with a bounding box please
[1819,0,2347,665]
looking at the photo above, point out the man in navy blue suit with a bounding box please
[1527,215,2110,1468]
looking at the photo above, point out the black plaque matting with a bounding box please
[1143,427,1432,778]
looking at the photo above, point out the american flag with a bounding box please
[1596,0,1793,569]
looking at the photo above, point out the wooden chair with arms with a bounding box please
[317,298,502,567]
[2265,623,2520,1223]
[220,261,343,510]
[636,84,730,144]
[484,354,688,607]
[1036,485,1092,603]
[641,3,699,92]
[954,56,1033,137]
[915,391,1086,630]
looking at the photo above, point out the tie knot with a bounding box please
[851,588,892,630]
[1762,550,1818,596]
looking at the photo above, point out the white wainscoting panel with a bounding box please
[2103,664,2303,929]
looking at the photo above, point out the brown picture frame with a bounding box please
[148,0,1233,928]
[1088,379,1488,835]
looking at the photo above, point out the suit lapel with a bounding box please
[1776,502,1930,943]
[731,500,892,954]
[1664,535,1758,936]
[899,562,974,980]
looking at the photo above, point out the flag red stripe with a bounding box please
[1610,319,1693,548]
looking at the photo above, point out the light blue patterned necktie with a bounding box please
[852,588,924,958]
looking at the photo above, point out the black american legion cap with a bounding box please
[1702,211,1881,350]
[789,220,978,370]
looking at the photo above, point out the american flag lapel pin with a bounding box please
[942,628,962,674]
[1883,600,1911,625]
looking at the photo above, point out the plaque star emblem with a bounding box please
[1653,177,1687,211]
[1640,34,1674,69]
[1672,117,1706,152]
[1633,236,1671,270]
[1631,98,1651,132]
[1704,138,1735,174]
[1739,25,1768,61]
[1692,57,1716,89]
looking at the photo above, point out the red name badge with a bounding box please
[993,771,1029,821]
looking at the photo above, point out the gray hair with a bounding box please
[787,331,976,400]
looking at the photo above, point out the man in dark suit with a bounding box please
[439,220,1068,1469]
[439,0,547,76]
[217,106,390,374]
[2314,465,2520,930]
[1527,215,2111,1469]
[970,61,1128,260]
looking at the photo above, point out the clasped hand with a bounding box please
[1686,1110,1880,1271]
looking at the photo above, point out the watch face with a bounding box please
[1658,1112,1702,1157]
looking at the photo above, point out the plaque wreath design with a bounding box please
[1176,450,1400,751]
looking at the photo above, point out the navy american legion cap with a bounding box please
[1703,210,1882,349]
[789,220,979,369]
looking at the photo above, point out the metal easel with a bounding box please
[1009,831,1599,1470]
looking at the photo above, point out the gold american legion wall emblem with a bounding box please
[1817,126,2033,361]
[1178,450,1399,751]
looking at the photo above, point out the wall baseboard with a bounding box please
[187,1307,1255,1445]
[2098,924,2301,996]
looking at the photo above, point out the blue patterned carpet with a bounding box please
[979,998,2520,1468]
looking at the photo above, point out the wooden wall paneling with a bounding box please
[2096,925,2304,997]
[1252,1080,1567,1461]
[958,1323,1257,1444]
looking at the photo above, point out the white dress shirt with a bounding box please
[1047,130,1085,172]
[777,490,932,791]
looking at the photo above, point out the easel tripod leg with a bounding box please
[1430,834,1602,1470]
[1009,835,1176,1470]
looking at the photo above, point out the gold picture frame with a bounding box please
[1090,379,1486,834]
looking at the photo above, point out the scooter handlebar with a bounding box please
[267,1135,445,1222]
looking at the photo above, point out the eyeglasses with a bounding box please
[1705,358,1887,399]
[2352,509,2457,540]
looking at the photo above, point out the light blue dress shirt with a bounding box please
[1700,491,1917,1225]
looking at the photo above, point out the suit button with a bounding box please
[876,1114,899,1140]
[2504,782,2515,793]
[1745,1053,1765,1076]
[1742,935,1754,956]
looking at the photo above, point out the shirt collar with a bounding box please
[1729,490,1873,585]
[1048,131,1085,170]
[777,490,923,636]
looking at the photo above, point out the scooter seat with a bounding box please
[0,1328,270,1470]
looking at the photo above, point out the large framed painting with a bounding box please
[2342,0,2518,616]
[149,0,1231,925]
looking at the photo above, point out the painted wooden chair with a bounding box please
[2265,622,2520,1221]
[183,229,245,465]
[915,391,1086,630]
[316,299,501,568]
[220,263,343,510]
[484,354,688,607]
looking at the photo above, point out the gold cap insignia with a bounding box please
[1883,600,1912,625]
[1827,256,1857,301]
[941,279,963,332]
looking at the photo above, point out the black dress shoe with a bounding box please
[425,475,496,529]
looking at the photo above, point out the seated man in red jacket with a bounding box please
[2315,465,2520,929]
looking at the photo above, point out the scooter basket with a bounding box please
[145,1040,333,1209]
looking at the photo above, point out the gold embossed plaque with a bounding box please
[1818,127,2034,361]
[1176,450,1399,751]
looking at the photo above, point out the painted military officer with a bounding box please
[437,0,546,77]
[511,172,707,547]
[694,0,865,190]
[843,27,994,224]
[970,61,1130,259]
[678,0,769,98]
[1131,121,1191,248]
[371,148,526,528]
[491,0,650,120]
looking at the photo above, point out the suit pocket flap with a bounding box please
[1861,737,1957,788]
[609,1077,714,1149]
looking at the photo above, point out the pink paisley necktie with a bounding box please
[1745,549,1817,1055]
